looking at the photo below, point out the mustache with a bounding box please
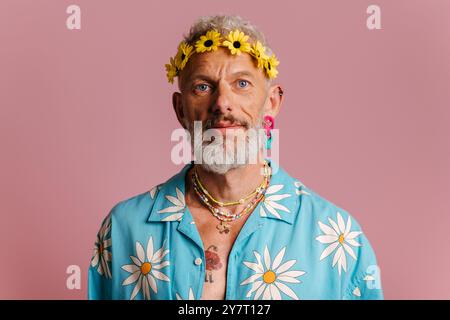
[204,116,250,130]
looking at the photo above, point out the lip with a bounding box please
[211,122,244,129]
[211,125,244,132]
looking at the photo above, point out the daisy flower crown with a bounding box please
[165,29,280,84]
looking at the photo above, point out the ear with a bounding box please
[172,92,187,129]
[264,84,284,117]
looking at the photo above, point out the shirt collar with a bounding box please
[147,159,303,225]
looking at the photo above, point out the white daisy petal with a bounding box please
[265,204,282,219]
[122,271,140,285]
[121,264,139,273]
[340,250,347,272]
[188,288,195,300]
[130,276,143,300]
[271,247,286,270]
[266,184,284,194]
[343,243,357,260]
[259,206,267,217]
[136,242,145,262]
[91,253,99,267]
[346,238,362,247]
[275,281,299,300]
[158,206,184,214]
[328,218,341,235]
[316,235,339,244]
[277,275,301,283]
[338,254,343,275]
[176,187,185,203]
[265,194,291,202]
[166,195,184,207]
[266,200,290,213]
[254,283,267,300]
[332,246,343,267]
[344,215,352,237]
[104,251,112,262]
[142,276,150,300]
[346,231,363,240]
[318,221,338,236]
[161,213,184,221]
[130,255,142,267]
[275,259,296,274]
[278,270,305,278]
[269,284,281,300]
[100,258,111,279]
[243,261,264,273]
[337,212,346,234]
[263,246,272,270]
[97,261,104,275]
[153,249,170,263]
[150,185,158,199]
[319,242,339,260]
[103,238,112,248]
[152,270,170,281]
[146,237,154,262]
[253,251,263,268]
[153,260,170,270]
[262,285,272,300]
[147,274,158,293]
[240,273,263,285]
[246,280,264,298]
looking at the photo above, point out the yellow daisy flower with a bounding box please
[222,30,251,55]
[175,42,194,70]
[264,54,280,79]
[165,57,178,84]
[251,41,269,69]
[195,30,221,53]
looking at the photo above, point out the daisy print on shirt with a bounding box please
[240,245,306,300]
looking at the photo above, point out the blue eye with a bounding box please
[195,84,210,92]
[238,80,249,88]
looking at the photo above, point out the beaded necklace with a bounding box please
[191,161,271,234]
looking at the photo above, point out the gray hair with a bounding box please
[178,15,274,89]
[183,15,274,56]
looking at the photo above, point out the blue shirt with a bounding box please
[88,160,383,300]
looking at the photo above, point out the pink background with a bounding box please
[0,0,449,299]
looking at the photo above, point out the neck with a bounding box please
[187,156,268,205]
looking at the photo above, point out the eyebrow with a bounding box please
[187,71,256,84]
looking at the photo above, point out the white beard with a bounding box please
[187,119,266,175]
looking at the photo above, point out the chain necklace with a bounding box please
[191,162,272,234]
[193,161,270,207]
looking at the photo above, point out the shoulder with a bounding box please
[295,181,365,237]
[294,181,382,295]
[105,183,165,226]
[287,170,379,266]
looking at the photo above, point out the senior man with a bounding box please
[88,15,383,300]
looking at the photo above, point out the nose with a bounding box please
[211,82,233,115]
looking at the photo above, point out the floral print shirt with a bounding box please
[88,160,383,300]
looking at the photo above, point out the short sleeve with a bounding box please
[342,220,384,300]
[87,212,113,300]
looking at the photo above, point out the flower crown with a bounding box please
[165,29,280,84]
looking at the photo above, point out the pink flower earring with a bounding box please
[264,115,275,150]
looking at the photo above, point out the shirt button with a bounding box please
[194,258,203,266]
[190,221,196,225]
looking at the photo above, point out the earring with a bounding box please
[264,115,275,150]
